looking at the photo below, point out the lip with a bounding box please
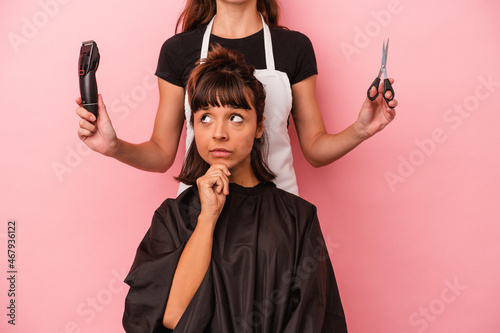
[210,148,232,158]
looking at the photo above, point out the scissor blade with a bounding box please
[381,38,389,67]
[385,38,389,60]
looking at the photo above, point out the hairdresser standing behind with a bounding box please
[75,0,398,195]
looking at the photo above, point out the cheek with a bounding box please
[236,130,257,152]
[193,123,208,139]
[193,128,208,154]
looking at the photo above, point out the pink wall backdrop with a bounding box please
[1,0,499,332]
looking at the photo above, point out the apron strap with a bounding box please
[260,13,275,71]
[200,16,216,61]
[200,13,275,71]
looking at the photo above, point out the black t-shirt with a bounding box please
[155,25,318,88]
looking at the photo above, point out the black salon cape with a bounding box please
[123,182,347,332]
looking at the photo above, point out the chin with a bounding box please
[207,159,234,169]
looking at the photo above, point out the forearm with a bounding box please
[163,215,216,329]
[104,78,185,173]
[304,123,370,167]
[292,75,396,169]
[292,76,368,168]
[106,138,176,173]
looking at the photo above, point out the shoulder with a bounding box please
[269,27,317,84]
[270,27,315,49]
[165,185,201,214]
[152,186,201,231]
[157,26,207,86]
[259,184,321,247]
[159,25,206,54]
[263,182,318,221]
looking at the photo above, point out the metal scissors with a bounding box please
[367,38,395,108]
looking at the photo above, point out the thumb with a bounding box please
[368,86,378,100]
[96,94,111,122]
[75,96,83,107]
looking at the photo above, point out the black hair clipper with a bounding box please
[78,40,100,118]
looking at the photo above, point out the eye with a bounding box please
[200,114,211,123]
[230,114,243,123]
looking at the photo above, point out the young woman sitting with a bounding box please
[122,45,348,333]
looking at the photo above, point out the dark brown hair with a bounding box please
[176,44,275,185]
[175,0,284,33]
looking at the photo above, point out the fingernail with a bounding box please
[90,115,96,122]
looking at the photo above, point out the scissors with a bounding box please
[367,38,395,108]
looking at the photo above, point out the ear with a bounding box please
[255,116,265,139]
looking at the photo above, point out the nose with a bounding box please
[212,121,228,141]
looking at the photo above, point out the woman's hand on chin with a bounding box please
[197,164,231,223]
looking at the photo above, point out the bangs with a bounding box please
[190,71,253,112]
[177,45,275,185]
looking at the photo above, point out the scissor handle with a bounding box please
[367,77,380,101]
[383,78,395,108]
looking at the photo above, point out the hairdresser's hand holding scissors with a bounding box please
[196,164,231,225]
[75,94,118,156]
[355,39,398,138]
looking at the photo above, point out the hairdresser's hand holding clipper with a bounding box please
[76,40,118,156]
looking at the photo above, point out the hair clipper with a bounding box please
[78,40,100,118]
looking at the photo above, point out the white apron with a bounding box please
[178,14,297,195]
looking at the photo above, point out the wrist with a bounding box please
[104,137,121,157]
[351,121,371,141]
[197,211,219,230]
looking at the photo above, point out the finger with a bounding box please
[386,106,397,121]
[204,168,225,179]
[369,86,378,99]
[212,166,230,192]
[216,179,223,194]
[202,165,230,195]
[79,118,97,132]
[207,172,229,196]
[389,77,395,84]
[388,98,398,109]
[76,106,96,123]
[378,81,385,95]
[75,97,83,106]
[208,163,231,176]
[221,172,230,195]
[78,127,94,139]
[384,90,393,100]
[204,170,230,194]
[199,172,227,190]
[207,175,223,195]
[213,173,229,195]
[96,94,110,122]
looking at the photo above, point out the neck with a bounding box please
[227,159,260,188]
[213,1,262,38]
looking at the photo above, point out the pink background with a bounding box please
[1,0,499,332]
